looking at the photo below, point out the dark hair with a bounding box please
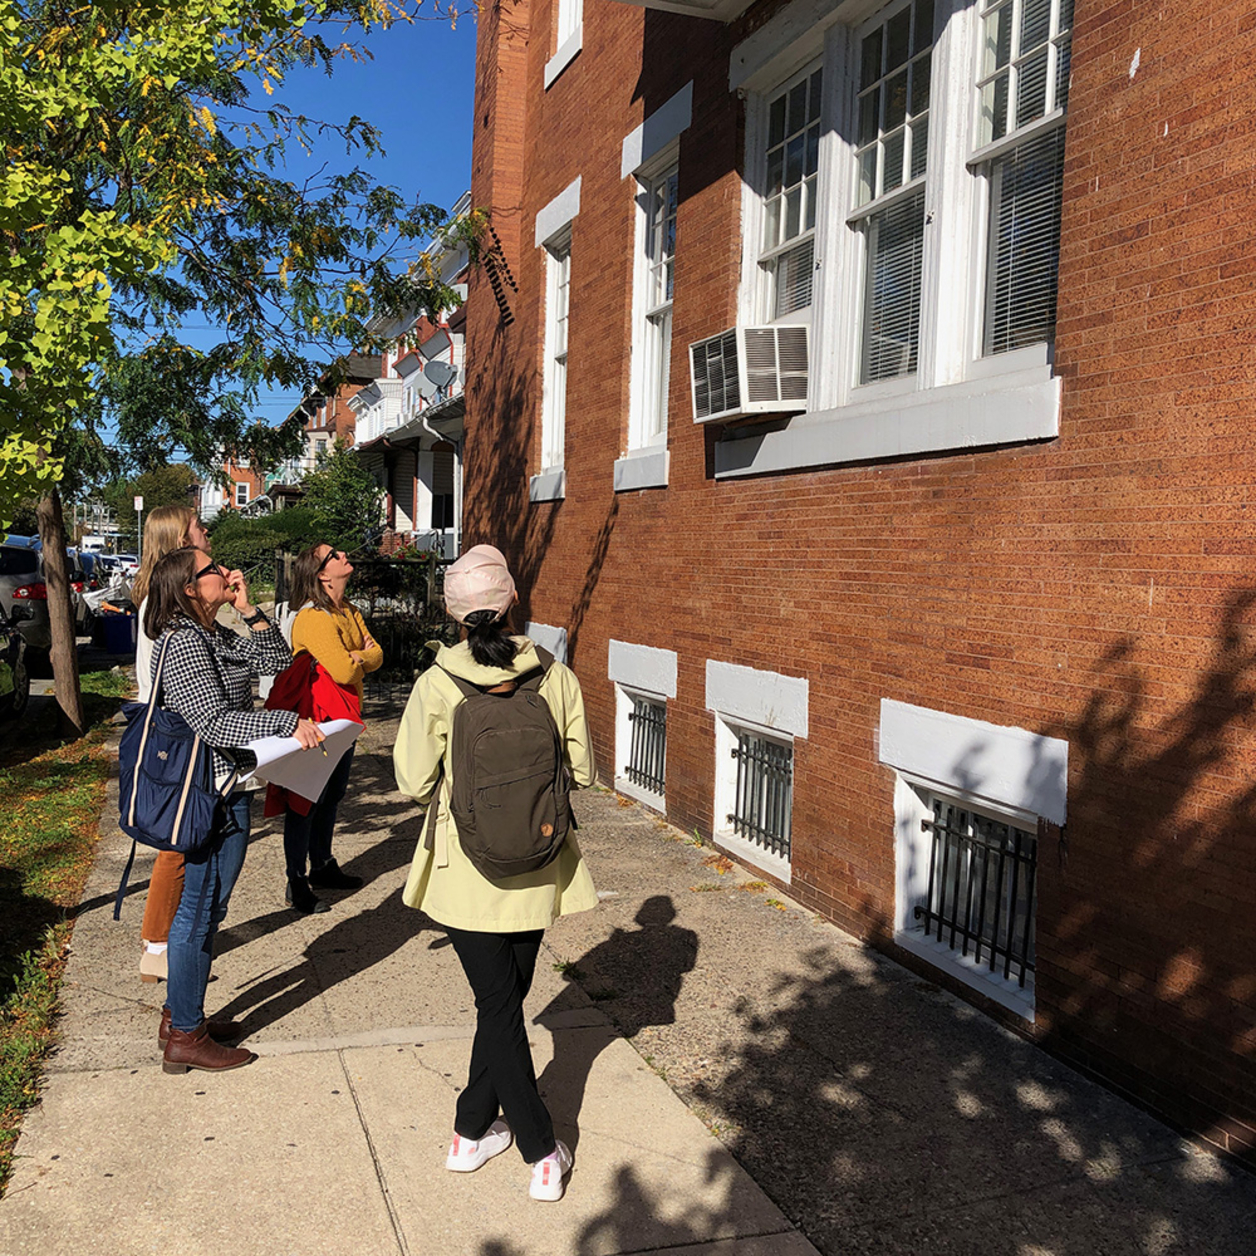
[290,542,353,615]
[463,608,519,669]
[143,548,202,639]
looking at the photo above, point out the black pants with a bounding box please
[445,926,555,1164]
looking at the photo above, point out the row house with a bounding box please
[352,193,473,559]
[463,0,1256,1161]
[197,355,379,520]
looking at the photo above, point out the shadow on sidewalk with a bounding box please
[210,889,436,1038]
[535,895,697,1150]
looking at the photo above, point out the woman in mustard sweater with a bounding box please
[283,543,383,913]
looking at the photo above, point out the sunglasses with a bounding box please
[194,561,227,581]
[317,548,346,572]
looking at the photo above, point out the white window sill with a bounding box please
[613,446,669,491]
[713,365,1060,479]
[544,27,582,89]
[525,621,568,662]
[895,927,1035,1023]
[713,828,792,885]
[614,775,666,812]
[529,468,566,502]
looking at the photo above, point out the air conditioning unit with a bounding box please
[689,325,809,423]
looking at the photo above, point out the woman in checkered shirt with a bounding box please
[143,547,323,1074]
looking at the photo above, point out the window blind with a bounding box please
[983,126,1065,355]
[861,189,925,383]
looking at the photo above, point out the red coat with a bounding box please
[262,654,363,816]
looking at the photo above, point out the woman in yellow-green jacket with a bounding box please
[394,545,596,1203]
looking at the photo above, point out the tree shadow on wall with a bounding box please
[1031,586,1256,1158]
[468,591,1256,1256]
[460,320,557,630]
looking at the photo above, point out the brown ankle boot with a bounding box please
[158,1007,243,1046]
[162,1023,256,1074]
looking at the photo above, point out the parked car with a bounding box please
[114,553,140,578]
[0,543,50,652]
[0,606,30,720]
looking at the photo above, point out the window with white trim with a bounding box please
[541,236,571,473]
[631,162,678,449]
[556,0,581,50]
[759,63,822,322]
[234,482,249,507]
[976,0,1072,355]
[852,0,933,381]
[728,0,1073,470]
[706,659,806,881]
[726,724,793,860]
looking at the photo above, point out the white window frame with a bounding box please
[234,482,249,507]
[725,0,1070,478]
[627,154,679,453]
[609,640,678,809]
[878,697,1068,1021]
[541,235,571,474]
[545,0,582,88]
[532,180,581,504]
[754,58,824,325]
[705,659,808,882]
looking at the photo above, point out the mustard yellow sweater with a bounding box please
[291,603,383,699]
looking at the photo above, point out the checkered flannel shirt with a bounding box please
[150,615,300,786]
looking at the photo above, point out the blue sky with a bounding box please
[245,13,478,421]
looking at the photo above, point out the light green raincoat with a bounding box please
[393,637,598,932]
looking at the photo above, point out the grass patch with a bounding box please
[76,669,132,700]
[552,960,585,980]
[0,710,114,1195]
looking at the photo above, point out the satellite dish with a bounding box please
[414,371,438,400]
[424,360,458,391]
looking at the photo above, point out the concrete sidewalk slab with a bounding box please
[0,717,817,1256]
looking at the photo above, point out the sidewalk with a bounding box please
[3,695,1256,1255]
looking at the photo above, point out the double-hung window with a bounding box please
[234,482,249,507]
[975,0,1072,356]
[635,164,678,447]
[760,64,822,322]
[725,0,1073,475]
[851,0,933,382]
[542,237,571,473]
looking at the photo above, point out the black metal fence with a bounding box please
[626,696,667,795]
[914,801,1038,987]
[729,730,793,859]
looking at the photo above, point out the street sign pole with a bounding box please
[134,495,144,563]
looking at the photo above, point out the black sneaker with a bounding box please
[308,859,364,891]
[286,876,330,914]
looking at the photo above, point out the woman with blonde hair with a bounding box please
[132,503,213,983]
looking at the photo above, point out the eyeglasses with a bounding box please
[316,548,346,572]
[194,561,226,581]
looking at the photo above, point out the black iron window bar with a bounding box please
[626,696,667,795]
[729,731,793,859]
[915,802,1038,987]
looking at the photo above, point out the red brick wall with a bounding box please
[466,0,1256,1161]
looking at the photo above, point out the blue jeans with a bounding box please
[166,792,251,1033]
[282,746,355,879]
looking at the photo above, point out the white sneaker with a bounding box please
[445,1119,513,1172]
[529,1140,573,1202]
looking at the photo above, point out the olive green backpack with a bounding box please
[424,647,573,880]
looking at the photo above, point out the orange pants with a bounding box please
[140,850,185,943]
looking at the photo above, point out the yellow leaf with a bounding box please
[262,78,273,96]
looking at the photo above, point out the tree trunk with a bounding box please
[36,488,86,738]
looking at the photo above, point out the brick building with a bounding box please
[462,0,1256,1160]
